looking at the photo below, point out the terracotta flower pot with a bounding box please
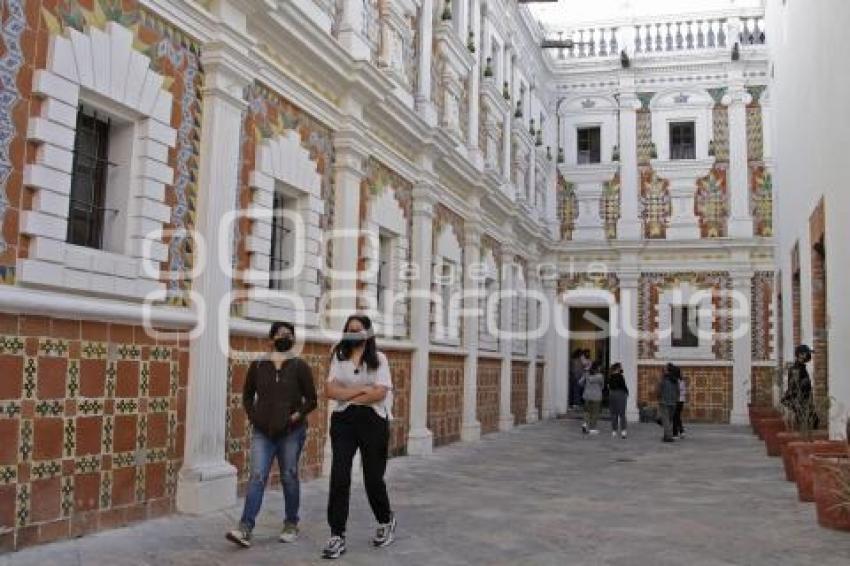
[761,418,788,457]
[793,441,849,502]
[780,431,830,481]
[753,415,782,440]
[812,454,850,531]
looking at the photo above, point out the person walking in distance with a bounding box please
[322,314,397,560]
[580,362,605,435]
[569,349,584,409]
[608,363,629,439]
[226,322,317,548]
[672,371,687,439]
[658,364,680,443]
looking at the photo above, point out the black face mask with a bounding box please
[274,337,294,353]
[341,337,366,349]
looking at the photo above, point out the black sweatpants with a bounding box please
[672,401,685,436]
[327,405,392,536]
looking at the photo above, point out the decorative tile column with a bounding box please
[561,163,618,241]
[617,80,643,240]
[541,276,559,418]
[618,268,641,421]
[525,266,540,423]
[461,209,483,441]
[415,0,437,126]
[337,0,371,60]
[652,159,714,240]
[731,269,754,425]
[724,71,755,238]
[329,128,367,330]
[498,248,515,431]
[407,177,437,455]
[176,46,252,515]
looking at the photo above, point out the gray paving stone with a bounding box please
[4,421,850,565]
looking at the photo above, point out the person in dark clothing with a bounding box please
[672,372,687,438]
[322,314,396,560]
[658,363,680,442]
[227,322,317,548]
[782,344,819,431]
[569,349,584,408]
[608,363,629,439]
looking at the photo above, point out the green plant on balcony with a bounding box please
[468,30,476,53]
[503,81,511,100]
[515,99,523,118]
[649,141,658,159]
[483,56,493,77]
[442,0,452,21]
[536,128,544,147]
[557,147,565,164]
[612,145,620,162]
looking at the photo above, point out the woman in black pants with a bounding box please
[322,314,396,559]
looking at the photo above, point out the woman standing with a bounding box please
[608,363,629,439]
[322,315,396,560]
[579,362,605,435]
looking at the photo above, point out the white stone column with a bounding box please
[617,81,642,240]
[731,270,754,425]
[498,249,515,431]
[176,47,251,514]
[416,0,437,126]
[527,143,537,203]
[525,268,540,423]
[466,0,483,168]
[724,70,754,239]
[328,129,366,330]
[461,211,483,441]
[407,178,436,454]
[337,0,370,60]
[502,98,512,182]
[618,270,641,421]
[541,277,559,418]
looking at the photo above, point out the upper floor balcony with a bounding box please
[543,7,766,63]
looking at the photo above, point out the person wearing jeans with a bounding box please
[658,364,680,443]
[322,314,397,560]
[226,322,317,548]
[672,372,687,438]
[580,362,605,435]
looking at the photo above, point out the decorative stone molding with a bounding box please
[243,130,324,328]
[559,94,618,167]
[656,282,715,361]
[20,22,176,300]
[560,163,619,241]
[651,158,715,240]
[650,89,714,162]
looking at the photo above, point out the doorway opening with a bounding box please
[568,307,611,408]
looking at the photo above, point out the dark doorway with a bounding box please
[568,307,611,408]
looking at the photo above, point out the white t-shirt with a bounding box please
[328,350,394,419]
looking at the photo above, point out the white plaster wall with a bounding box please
[767,0,850,437]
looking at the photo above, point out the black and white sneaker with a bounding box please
[372,514,397,548]
[226,526,251,548]
[322,535,346,559]
[581,423,588,434]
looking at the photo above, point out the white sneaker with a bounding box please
[612,430,618,437]
[589,429,599,435]
[621,430,627,439]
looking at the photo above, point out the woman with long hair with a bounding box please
[321,314,396,559]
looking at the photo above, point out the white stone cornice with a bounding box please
[560,162,619,184]
[434,22,475,78]
[650,158,715,181]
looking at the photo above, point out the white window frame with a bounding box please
[650,89,714,164]
[657,283,715,360]
[244,131,324,328]
[20,23,175,300]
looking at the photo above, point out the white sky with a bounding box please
[529,0,763,30]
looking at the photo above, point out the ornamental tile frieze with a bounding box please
[640,168,671,239]
[638,272,733,361]
[695,166,729,238]
[557,175,578,241]
[750,165,773,237]
[751,271,775,361]
[601,174,621,239]
[558,273,620,300]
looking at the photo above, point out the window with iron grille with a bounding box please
[67,107,111,249]
[577,127,601,164]
[269,192,296,291]
[376,233,393,310]
[671,305,700,348]
[669,121,696,160]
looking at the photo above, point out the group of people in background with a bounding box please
[226,314,397,560]
[571,350,687,443]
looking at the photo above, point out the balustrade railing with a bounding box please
[548,10,766,60]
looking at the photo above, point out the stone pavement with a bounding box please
[4,420,850,566]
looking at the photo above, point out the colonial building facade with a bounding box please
[0,0,787,551]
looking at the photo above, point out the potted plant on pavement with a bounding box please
[811,418,850,531]
[779,394,830,480]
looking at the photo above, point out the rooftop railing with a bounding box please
[546,9,766,61]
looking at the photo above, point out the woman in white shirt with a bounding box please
[321,314,396,560]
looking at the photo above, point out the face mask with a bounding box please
[274,337,293,353]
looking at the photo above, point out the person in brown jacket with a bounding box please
[226,321,317,548]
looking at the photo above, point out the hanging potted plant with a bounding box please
[649,141,658,159]
[468,30,476,53]
[483,57,493,78]
[612,145,620,162]
[557,147,565,164]
[811,423,850,531]
[442,0,452,21]
[529,118,536,136]
[536,128,544,147]
[503,81,511,100]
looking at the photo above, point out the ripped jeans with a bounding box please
[239,425,307,530]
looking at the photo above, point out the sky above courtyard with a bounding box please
[529,0,763,30]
